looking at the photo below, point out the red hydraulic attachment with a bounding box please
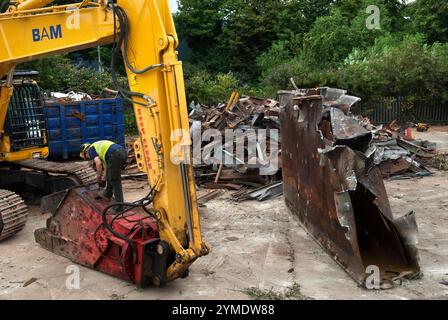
[35,185,172,287]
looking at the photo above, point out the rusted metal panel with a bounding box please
[330,108,372,152]
[280,92,421,288]
[35,184,167,287]
[378,158,412,178]
[233,181,283,202]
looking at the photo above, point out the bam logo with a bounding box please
[32,25,62,42]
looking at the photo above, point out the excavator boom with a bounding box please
[0,0,208,285]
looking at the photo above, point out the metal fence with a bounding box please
[356,97,448,125]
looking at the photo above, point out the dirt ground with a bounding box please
[1,128,447,300]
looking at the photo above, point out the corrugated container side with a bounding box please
[43,98,125,160]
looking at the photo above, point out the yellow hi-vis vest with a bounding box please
[92,140,114,164]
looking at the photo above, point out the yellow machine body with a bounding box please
[0,0,208,282]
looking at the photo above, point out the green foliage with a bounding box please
[184,63,239,104]
[256,38,301,78]
[256,0,448,102]
[303,10,355,68]
[176,0,334,80]
[334,0,407,30]
[12,0,447,105]
[303,0,396,69]
[0,0,9,12]
[336,34,448,101]
[405,0,448,44]
[259,58,313,96]
[22,55,124,95]
[260,33,448,102]
[124,106,139,135]
[183,62,262,104]
[176,0,224,42]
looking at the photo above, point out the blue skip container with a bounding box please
[43,98,125,160]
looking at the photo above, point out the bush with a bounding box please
[338,35,448,101]
[184,63,241,104]
[22,55,123,95]
[259,33,448,102]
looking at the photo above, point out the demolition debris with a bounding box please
[186,87,446,205]
[360,118,444,179]
[185,85,448,288]
[189,94,282,202]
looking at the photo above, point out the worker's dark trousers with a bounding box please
[104,148,127,205]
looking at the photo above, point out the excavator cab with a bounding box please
[4,71,46,158]
[0,72,96,240]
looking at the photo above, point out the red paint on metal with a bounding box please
[35,185,160,287]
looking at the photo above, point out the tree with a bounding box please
[175,0,226,55]
[176,0,334,82]
[303,0,398,69]
[259,32,448,101]
[183,63,239,103]
[0,0,9,12]
[334,0,407,31]
[405,0,448,44]
[344,36,448,101]
[22,55,124,95]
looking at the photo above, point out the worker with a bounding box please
[80,141,127,208]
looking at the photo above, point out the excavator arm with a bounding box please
[0,0,208,284]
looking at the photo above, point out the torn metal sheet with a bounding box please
[234,181,283,202]
[378,158,412,178]
[279,92,421,288]
[321,87,347,101]
[397,138,435,159]
[334,95,362,110]
[330,108,372,153]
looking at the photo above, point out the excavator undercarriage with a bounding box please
[0,159,96,240]
[0,189,28,241]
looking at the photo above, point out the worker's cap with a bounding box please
[80,143,92,160]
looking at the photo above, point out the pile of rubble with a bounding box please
[124,86,446,202]
[361,119,444,178]
[189,95,280,130]
[44,88,120,104]
[187,87,447,202]
[189,94,283,202]
[281,86,445,179]
[45,91,93,103]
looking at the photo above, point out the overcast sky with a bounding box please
[169,0,178,12]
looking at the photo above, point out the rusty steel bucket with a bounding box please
[279,90,421,288]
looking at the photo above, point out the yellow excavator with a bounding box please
[0,71,97,241]
[0,0,208,286]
